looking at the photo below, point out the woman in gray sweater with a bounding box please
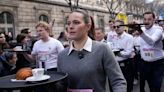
[57,9,126,92]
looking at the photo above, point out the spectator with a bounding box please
[0,32,10,55]
[15,33,32,71]
[57,31,69,48]
[95,28,106,42]
[5,32,13,43]
[0,52,17,77]
[21,28,37,52]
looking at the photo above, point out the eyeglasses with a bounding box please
[109,20,114,23]
[113,26,120,29]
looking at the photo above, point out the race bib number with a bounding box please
[143,48,154,60]
[39,55,48,61]
[37,53,49,62]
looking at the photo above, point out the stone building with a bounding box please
[126,0,151,22]
[0,0,149,39]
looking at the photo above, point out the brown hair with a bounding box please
[21,28,29,34]
[143,11,155,19]
[35,21,51,33]
[16,33,27,43]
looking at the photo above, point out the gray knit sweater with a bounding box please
[57,41,127,92]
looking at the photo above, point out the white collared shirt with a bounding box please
[68,37,92,55]
[115,32,134,62]
[107,30,117,43]
[140,25,164,62]
[133,36,140,51]
[100,39,106,43]
[106,30,118,49]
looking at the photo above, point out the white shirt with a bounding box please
[32,37,64,70]
[133,36,140,51]
[68,37,92,55]
[100,39,106,43]
[107,30,117,43]
[140,25,164,62]
[107,30,118,49]
[115,32,134,62]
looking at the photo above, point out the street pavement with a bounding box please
[132,78,164,92]
[106,77,164,92]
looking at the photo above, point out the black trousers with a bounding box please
[119,58,134,92]
[140,58,164,92]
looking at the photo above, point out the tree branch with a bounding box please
[65,0,69,4]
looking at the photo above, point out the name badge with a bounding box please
[67,88,93,92]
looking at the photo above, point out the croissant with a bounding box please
[16,68,32,80]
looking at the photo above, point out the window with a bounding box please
[96,0,103,5]
[39,14,49,23]
[0,12,14,39]
[64,16,68,28]
[81,0,89,2]
[97,16,104,30]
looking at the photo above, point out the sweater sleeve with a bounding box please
[102,44,127,92]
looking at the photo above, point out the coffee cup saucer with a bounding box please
[26,75,50,82]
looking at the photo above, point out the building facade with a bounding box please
[0,0,149,38]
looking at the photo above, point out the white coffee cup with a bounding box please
[32,68,44,78]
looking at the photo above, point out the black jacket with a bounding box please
[0,55,16,77]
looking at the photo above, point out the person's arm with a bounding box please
[119,36,134,58]
[27,41,38,62]
[140,27,163,45]
[102,44,127,92]
[23,54,35,62]
[56,40,64,53]
[106,33,110,42]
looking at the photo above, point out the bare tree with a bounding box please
[149,0,164,19]
[65,0,79,11]
[102,0,125,19]
[103,0,150,20]
[126,0,146,15]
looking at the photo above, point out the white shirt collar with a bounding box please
[68,37,92,55]
[101,39,106,42]
[118,31,126,39]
